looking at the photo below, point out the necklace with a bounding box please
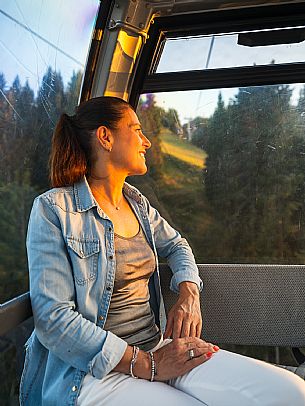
[101,193,124,210]
[114,198,123,210]
[89,183,124,210]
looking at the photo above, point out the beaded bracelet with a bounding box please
[130,346,139,379]
[149,351,157,382]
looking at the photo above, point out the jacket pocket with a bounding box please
[66,237,100,285]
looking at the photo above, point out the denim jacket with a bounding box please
[20,177,202,406]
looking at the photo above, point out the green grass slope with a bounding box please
[160,129,207,169]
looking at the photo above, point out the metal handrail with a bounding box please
[0,292,32,336]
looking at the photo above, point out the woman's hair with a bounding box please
[49,96,131,187]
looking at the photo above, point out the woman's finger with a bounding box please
[172,314,183,338]
[164,314,174,338]
[189,352,213,367]
[184,344,214,362]
[181,318,192,338]
[196,319,202,338]
[190,322,197,338]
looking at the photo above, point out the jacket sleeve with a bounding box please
[27,195,127,379]
[143,196,203,294]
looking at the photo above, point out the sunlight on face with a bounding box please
[111,108,151,176]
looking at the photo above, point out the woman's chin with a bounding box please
[128,165,148,176]
[140,165,148,175]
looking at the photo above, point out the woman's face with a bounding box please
[110,108,151,176]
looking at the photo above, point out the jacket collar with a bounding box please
[73,176,143,213]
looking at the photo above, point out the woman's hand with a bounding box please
[164,281,202,339]
[153,337,217,381]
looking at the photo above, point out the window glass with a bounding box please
[0,0,99,304]
[0,1,99,403]
[134,83,305,265]
[156,29,305,73]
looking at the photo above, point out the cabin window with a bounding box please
[0,1,99,401]
[129,9,305,368]
[133,14,305,266]
[156,28,305,73]
[0,0,99,303]
[135,84,305,264]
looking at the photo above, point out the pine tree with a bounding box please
[203,85,305,263]
[31,67,66,189]
[65,70,83,115]
[189,116,208,147]
[136,94,164,180]
[161,108,181,135]
[0,76,23,183]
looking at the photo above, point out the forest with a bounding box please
[0,67,83,403]
[138,85,305,266]
[0,68,82,304]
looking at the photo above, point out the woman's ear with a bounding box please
[96,126,113,152]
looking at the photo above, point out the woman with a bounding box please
[20,96,305,406]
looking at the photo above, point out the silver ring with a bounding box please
[188,349,195,360]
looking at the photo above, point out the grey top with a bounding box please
[104,225,161,351]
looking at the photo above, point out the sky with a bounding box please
[154,32,305,121]
[152,84,305,124]
[0,0,99,93]
[1,1,305,122]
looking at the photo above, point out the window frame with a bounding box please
[80,0,112,103]
[129,2,305,106]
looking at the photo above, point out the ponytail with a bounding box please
[49,96,131,187]
[49,113,88,187]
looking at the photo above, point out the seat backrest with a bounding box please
[2,263,305,348]
[159,263,305,347]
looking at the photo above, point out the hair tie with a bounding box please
[62,113,74,126]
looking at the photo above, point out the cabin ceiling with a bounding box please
[146,0,305,16]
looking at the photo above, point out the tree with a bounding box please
[65,70,83,115]
[161,108,182,135]
[137,94,165,180]
[190,116,208,148]
[203,85,305,263]
[0,67,84,404]
[31,67,66,189]
[0,76,23,183]
[0,177,37,302]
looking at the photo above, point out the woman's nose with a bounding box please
[142,133,151,149]
[142,134,151,149]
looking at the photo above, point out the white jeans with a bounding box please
[78,338,305,406]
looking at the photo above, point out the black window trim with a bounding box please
[142,63,305,93]
[129,2,305,106]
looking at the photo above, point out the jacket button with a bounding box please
[106,286,111,291]
[72,386,78,392]
[99,315,104,321]
[109,255,113,260]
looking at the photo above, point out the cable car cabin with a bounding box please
[1,0,305,403]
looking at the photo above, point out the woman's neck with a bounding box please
[88,174,125,209]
